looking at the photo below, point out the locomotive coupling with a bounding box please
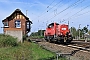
[64,37,67,42]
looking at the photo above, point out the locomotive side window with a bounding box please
[48,23,54,28]
[48,23,59,28]
[56,23,59,25]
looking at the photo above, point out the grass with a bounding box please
[0,34,18,47]
[0,42,32,60]
[0,34,66,60]
[0,41,66,60]
[31,42,66,60]
[31,42,55,60]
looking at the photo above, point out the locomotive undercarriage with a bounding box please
[57,35,73,43]
[44,35,55,42]
[45,35,73,43]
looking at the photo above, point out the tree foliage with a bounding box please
[70,26,89,39]
[30,30,45,36]
[82,26,88,33]
[70,27,77,38]
[0,34,18,47]
[88,30,90,35]
[30,26,89,39]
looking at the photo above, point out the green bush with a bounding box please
[30,36,44,39]
[0,34,18,47]
[23,34,28,41]
[39,36,44,38]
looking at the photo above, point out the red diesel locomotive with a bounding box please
[44,22,73,43]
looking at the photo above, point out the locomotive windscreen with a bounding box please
[48,23,59,28]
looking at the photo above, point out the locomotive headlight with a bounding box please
[69,33,71,35]
[61,33,62,35]
[69,33,72,35]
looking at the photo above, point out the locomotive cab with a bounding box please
[44,22,59,42]
[56,24,73,43]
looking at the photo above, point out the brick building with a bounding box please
[2,9,32,42]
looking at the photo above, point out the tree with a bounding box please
[88,30,90,35]
[30,30,45,37]
[30,32,38,36]
[76,28,83,39]
[79,26,89,39]
[70,27,77,39]
[38,30,45,36]
[83,26,88,33]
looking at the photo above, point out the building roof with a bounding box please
[2,9,32,24]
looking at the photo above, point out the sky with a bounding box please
[0,0,90,34]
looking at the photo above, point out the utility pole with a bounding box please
[87,25,89,30]
[71,22,73,37]
[40,24,42,36]
[68,21,69,28]
[79,24,81,40]
[26,10,28,17]
[85,24,89,42]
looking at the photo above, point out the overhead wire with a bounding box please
[60,0,85,19]
[47,0,63,12]
[77,11,90,16]
[48,0,81,20]
[66,4,90,20]
[42,0,72,22]
[55,0,71,10]
[38,0,64,19]
[53,0,71,16]
[37,0,56,30]
[38,0,64,23]
[66,10,90,20]
[38,0,56,18]
[47,0,56,8]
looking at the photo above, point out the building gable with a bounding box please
[10,12,26,20]
[2,9,29,22]
[2,9,32,43]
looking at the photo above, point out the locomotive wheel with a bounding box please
[57,39,64,44]
[48,39,51,42]
[66,37,73,43]
[66,40,71,43]
[45,39,49,42]
[60,39,64,44]
[49,39,54,43]
[44,36,48,42]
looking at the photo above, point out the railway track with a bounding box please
[30,38,90,60]
[38,41,90,59]
[58,42,90,52]
[30,38,45,42]
[30,38,90,52]
[60,41,90,53]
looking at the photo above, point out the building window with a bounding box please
[3,22,9,27]
[27,22,30,29]
[15,20,21,28]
